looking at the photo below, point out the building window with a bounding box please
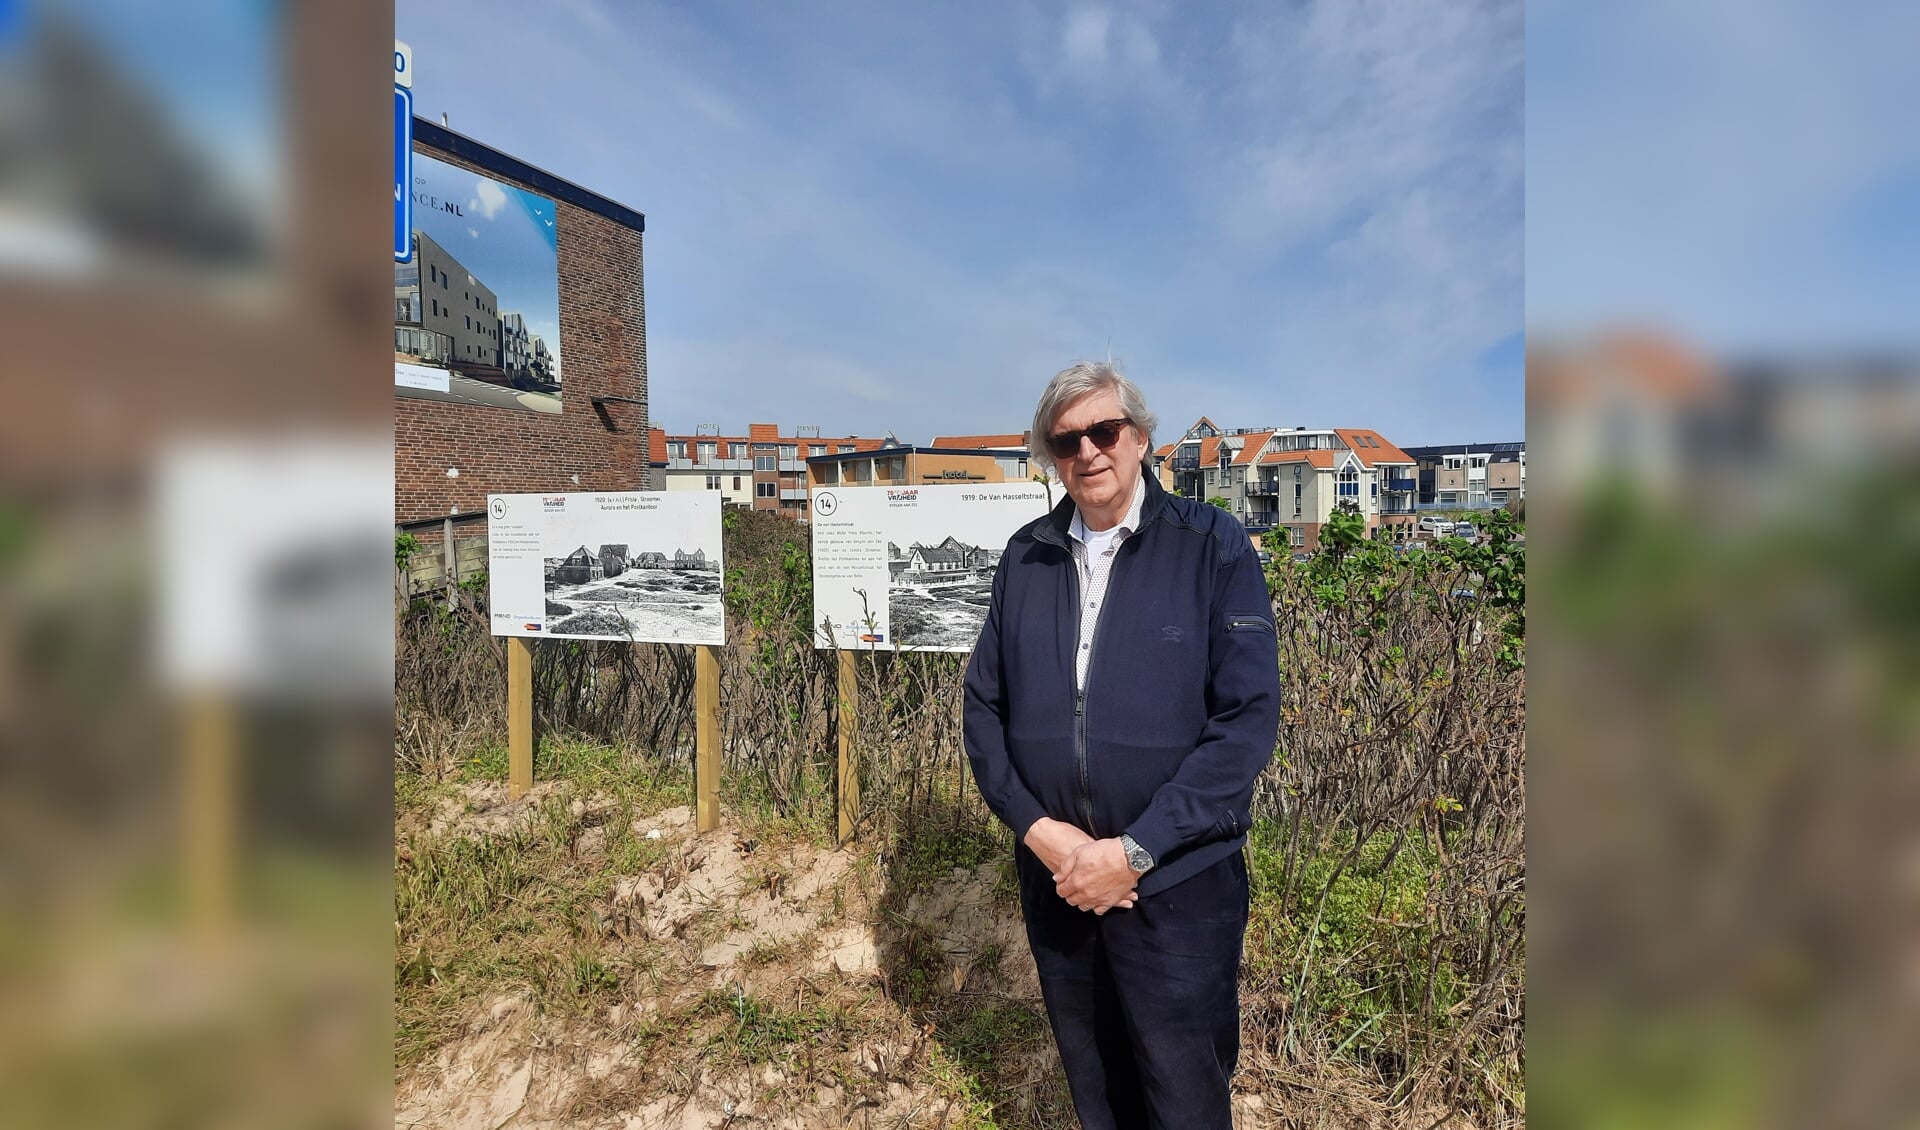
[810,445,826,457]
[668,441,686,459]
[1292,527,1305,547]
[817,464,838,485]
[839,445,855,454]
[779,445,797,461]
[754,455,776,471]
[733,476,742,490]
[697,441,717,463]
[1338,467,1360,497]
[731,443,747,459]
[755,482,777,498]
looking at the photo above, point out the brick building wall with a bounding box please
[395,124,650,524]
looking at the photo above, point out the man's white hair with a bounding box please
[1030,360,1159,476]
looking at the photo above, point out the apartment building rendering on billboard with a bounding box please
[648,424,891,519]
[395,228,500,368]
[1155,419,1420,552]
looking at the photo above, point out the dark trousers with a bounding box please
[1017,846,1250,1130]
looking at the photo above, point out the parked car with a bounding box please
[1418,516,1454,535]
[1452,523,1478,541]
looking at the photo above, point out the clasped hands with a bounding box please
[1025,816,1141,915]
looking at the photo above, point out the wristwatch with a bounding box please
[1119,834,1155,875]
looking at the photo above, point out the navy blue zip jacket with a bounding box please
[963,471,1281,896]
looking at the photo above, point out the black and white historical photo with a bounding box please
[884,534,1001,649]
[541,541,722,642]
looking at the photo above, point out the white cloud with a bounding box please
[1062,7,1109,65]
[469,178,508,220]
[467,227,480,239]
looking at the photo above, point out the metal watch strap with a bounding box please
[1119,833,1155,874]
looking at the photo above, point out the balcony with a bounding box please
[1385,478,1416,493]
[1245,480,1279,496]
[1170,456,1200,471]
[780,488,808,502]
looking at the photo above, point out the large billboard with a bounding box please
[811,482,1052,652]
[486,493,724,644]
[395,152,564,415]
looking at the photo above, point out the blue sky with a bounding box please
[413,153,565,379]
[399,0,1522,447]
[1528,0,1920,354]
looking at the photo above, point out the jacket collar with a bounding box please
[1034,467,1172,548]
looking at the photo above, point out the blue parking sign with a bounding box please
[394,85,413,261]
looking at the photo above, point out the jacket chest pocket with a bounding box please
[1227,616,1274,635]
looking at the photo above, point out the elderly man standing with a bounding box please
[963,360,1281,1129]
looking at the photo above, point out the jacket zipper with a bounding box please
[1069,563,1096,835]
[1074,539,1129,839]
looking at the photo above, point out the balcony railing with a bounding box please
[1385,478,1416,492]
[1415,499,1498,512]
[668,457,753,471]
[1170,456,1200,471]
[1245,480,1279,496]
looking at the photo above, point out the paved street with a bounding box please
[401,373,561,414]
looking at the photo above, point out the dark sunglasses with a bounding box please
[1046,417,1135,459]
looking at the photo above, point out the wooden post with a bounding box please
[442,517,457,610]
[508,636,534,799]
[837,649,859,845]
[185,692,234,946]
[695,645,721,831]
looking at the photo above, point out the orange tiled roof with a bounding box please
[1165,435,1227,465]
[1259,450,1335,469]
[748,423,780,442]
[1333,428,1415,468]
[930,433,1027,449]
[1229,431,1277,466]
